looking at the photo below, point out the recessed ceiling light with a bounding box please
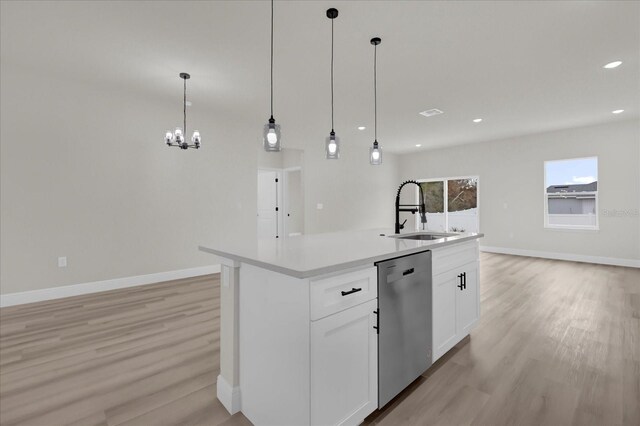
[603,61,622,69]
[419,109,443,117]
[473,118,483,123]
[415,144,422,147]
[357,126,366,130]
[612,109,624,114]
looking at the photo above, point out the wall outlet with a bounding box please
[316,203,323,210]
[58,257,67,268]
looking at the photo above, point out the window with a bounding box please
[544,157,598,230]
[417,177,479,233]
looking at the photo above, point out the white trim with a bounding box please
[219,257,240,268]
[544,224,600,231]
[217,374,241,414]
[480,246,639,268]
[0,264,221,308]
[257,168,284,239]
[283,167,304,238]
[544,157,599,231]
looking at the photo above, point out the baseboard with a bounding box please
[217,374,241,415]
[0,264,221,308]
[480,246,640,268]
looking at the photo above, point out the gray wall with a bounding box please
[399,119,640,262]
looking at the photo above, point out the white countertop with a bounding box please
[199,229,483,278]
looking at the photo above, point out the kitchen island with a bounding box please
[199,229,483,426]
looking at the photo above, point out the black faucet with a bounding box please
[395,180,427,234]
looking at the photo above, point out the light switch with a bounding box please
[58,257,67,268]
[317,203,324,210]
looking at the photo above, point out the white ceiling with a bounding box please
[2,0,638,153]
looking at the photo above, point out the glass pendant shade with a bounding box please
[325,131,340,159]
[263,118,281,152]
[370,141,382,165]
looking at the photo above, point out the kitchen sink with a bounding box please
[391,232,457,241]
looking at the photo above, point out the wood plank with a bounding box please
[1,254,639,426]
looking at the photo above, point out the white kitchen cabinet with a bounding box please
[239,264,378,426]
[457,261,479,336]
[433,270,458,358]
[432,242,480,362]
[310,267,378,321]
[213,233,483,425]
[311,299,378,426]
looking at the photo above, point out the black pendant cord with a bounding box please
[183,77,187,135]
[331,17,334,132]
[373,43,377,142]
[270,0,274,119]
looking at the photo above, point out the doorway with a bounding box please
[257,167,305,239]
[257,169,283,239]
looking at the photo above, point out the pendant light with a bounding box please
[165,73,201,150]
[370,37,382,165]
[263,0,281,152]
[325,8,340,160]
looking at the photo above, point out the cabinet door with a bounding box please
[432,271,458,362]
[457,261,479,336]
[311,299,378,426]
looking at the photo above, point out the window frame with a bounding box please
[415,176,480,233]
[543,156,599,231]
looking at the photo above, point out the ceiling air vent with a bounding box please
[419,109,443,118]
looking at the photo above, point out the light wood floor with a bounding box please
[1,253,638,426]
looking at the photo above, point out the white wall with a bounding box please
[399,120,640,263]
[0,63,400,296]
[0,63,260,295]
[303,143,399,234]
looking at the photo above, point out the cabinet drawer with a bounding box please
[310,267,377,321]
[431,241,478,276]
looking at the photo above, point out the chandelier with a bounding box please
[165,73,201,150]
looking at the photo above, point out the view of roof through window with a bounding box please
[545,157,598,188]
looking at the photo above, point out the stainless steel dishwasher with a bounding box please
[375,250,432,408]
